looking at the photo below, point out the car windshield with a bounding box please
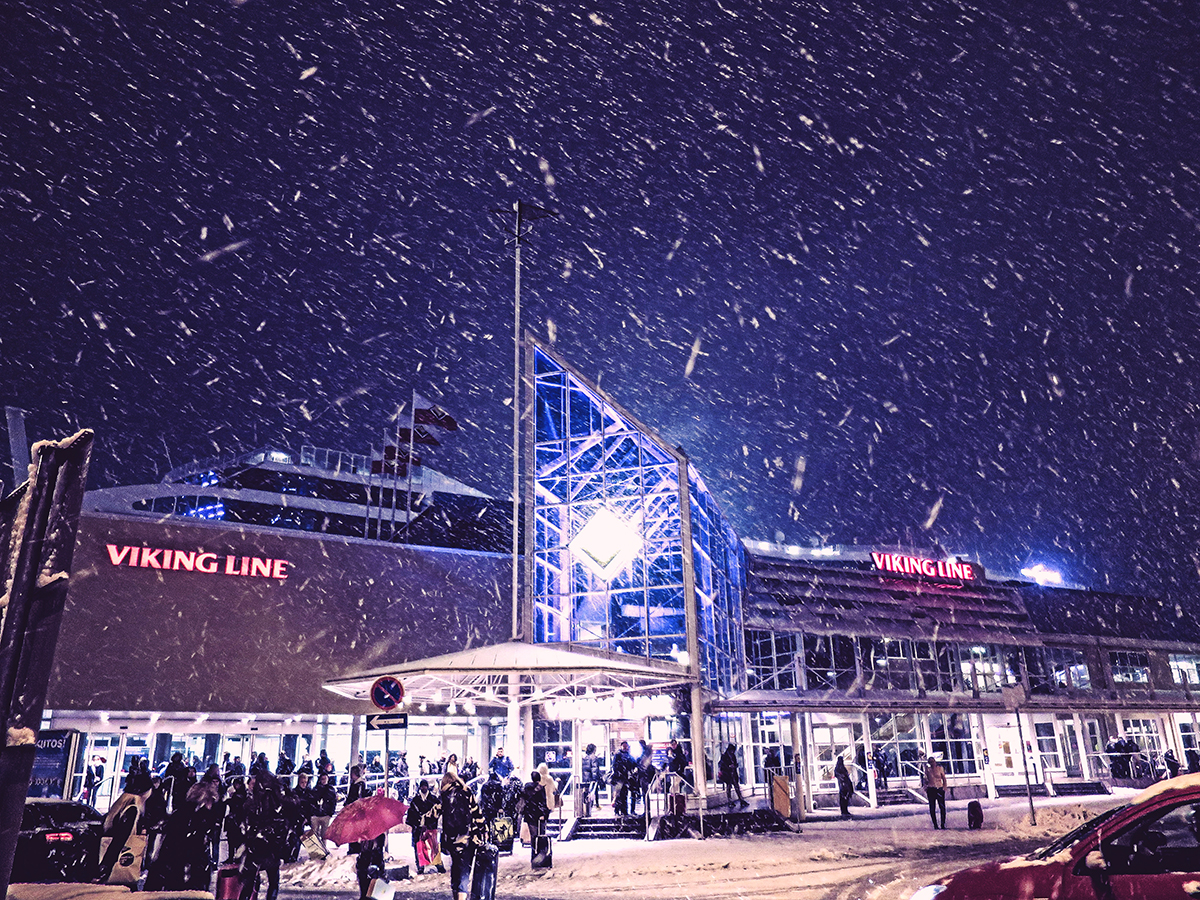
[1028,805,1129,860]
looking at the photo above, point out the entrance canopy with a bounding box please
[322,641,694,711]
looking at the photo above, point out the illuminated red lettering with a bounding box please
[872,552,976,580]
[111,546,288,580]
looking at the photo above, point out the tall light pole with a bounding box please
[493,201,555,642]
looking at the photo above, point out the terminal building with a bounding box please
[33,338,1200,814]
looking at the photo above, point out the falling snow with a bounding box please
[1,0,1199,609]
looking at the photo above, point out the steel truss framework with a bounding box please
[529,344,745,696]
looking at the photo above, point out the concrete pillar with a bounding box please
[862,713,877,807]
[348,714,362,775]
[689,683,707,801]
[522,704,535,778]
[506,696,522,775]
[789,710,805,822]
[974,713,997,799]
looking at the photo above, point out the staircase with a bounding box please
[874,787,921,806]
[569,816,647,840]
[1051,781,1111,797]
[995,783,1050,798]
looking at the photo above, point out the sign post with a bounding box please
[1002,685,1036,826]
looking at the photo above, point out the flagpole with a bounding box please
[510,201,523,642]
[405,390,417,534]
[389,413,402,539]
[493,201,554,643]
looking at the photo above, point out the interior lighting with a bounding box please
[569,507,642,579]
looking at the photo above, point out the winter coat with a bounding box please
[610,748,637,786]
[312,782,337,817]
[406,787,440,830]
[521,780,550,831]
[717,747,740,787]
[479,775,504,821]
[581,753,603,784]
[488,754,514,779]
[440,779,485,846]
[668,746,688,777]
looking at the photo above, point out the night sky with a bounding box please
[3,1,1199,603]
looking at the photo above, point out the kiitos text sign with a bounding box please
[106,545,290,580]
[871,552,975,580]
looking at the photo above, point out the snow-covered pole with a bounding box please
[0,429,93,898]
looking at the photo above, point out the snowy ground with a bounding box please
[279,792,1133,900]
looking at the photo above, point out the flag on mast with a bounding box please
[413,393,459,432]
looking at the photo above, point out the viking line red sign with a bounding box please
[871,552,975,581]
[106,545,290,580]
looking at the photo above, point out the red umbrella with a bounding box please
[327,794,409,845]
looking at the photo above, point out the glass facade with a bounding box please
[529,346,743,695]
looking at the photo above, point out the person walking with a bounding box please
[310,772,337,851]
[609,741,637,816]
[580,744,602,815]
[239,773,289,900]
[405,779,443,875]
[922,754,948,829]
[536,762,561,819]
[520,771,550,864]
[488,747,514,780]
[718,744,749,807]
[440,771,485,900]
[164,752,190,812]
[834,757,854,817]
[144,779,223,891]
[396,751,410,800]
[224,777,248,860]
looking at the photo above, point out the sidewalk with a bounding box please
[278,789,1138,899]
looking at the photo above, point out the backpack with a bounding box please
[441,787,472,840]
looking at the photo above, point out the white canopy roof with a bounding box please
[323,640,694,710]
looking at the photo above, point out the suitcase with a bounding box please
[669,792,687,817]
[216,863,255,900]
[490,816,514,854]
[531,834,552,869]
[301,830,328,860]
[470,842,498,900]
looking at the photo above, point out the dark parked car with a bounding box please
[13,798,104,883]
[909,773,1200,900]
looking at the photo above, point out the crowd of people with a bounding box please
[90,739,706,899]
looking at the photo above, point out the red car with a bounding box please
[909,774,1200,900]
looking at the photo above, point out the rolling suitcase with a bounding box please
[470,842,499,900]
[216,863,255,900]
[531,833,552,869]
[669,792,687,817]
[301,830,328,860]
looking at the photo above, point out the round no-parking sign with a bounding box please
[370,675,404,711]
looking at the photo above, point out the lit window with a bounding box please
[569,507,642,579]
